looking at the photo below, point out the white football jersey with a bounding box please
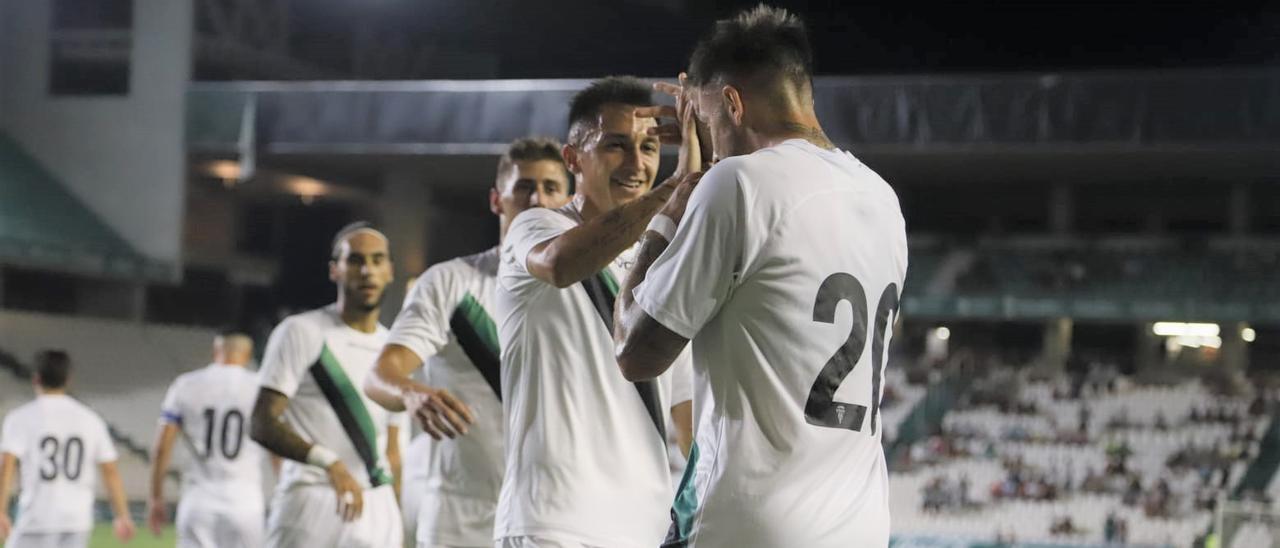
[159,363,265,501]
[0,394,118,534]
[634,139,908,548]
[386,247,505,546]
[258,304,406,490]
[495,198,688,548]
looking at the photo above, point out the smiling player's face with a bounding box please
[571,103,660,213]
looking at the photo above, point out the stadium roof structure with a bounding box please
[0,133,168,280]
[187,67,1280,184]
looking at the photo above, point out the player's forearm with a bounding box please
[250,391,315,463]
[147,426,176,501]
[249,415,313,463]
[615,231,682,380]
[0,454,15,515]
[364,346,423,412]
[101,463,130,520]
[529,185,674,288]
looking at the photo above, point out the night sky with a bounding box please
[284,0,1280,80]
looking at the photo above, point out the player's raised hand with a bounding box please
[325,461,364,522]
[636,73,709,176]
[114,515,136,542]
[403,384,475,440]
[146,498,168,536]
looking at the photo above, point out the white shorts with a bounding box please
[177,493,265,548]
[265,484,403,548]
[402,478,427,544]
[3,531,89,548]
[495,537,603,548]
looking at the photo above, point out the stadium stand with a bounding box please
[889,360,1279,546]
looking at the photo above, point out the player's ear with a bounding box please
[723,85,745,126]
[489,187,503,216]
[562,143,582,176]
[328,259,340,283]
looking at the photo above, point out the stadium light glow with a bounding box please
[203,160,241,183]
[1243,328,1257,343]
[1152,322,1220,338]
[1170,335,1222,349]
[935,326,951,341]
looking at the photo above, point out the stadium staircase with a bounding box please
[1232,409,1280,498]
[886,371,973,465]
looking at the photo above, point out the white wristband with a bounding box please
[647,214,677,241]
[306,445,339,469]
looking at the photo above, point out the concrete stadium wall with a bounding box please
[0,0,192,275]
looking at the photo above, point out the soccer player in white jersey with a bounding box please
[493,77,701,548]
[249,222,407,548]
[615,7,908,547]
[363,137,572,548]
[146,332,266,547]
[0,350,136,548]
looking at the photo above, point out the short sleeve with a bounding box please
[0,412,24,455]
[666,347,694,407]
[258,316,322,397]
[633,162,744,339]
[498,208,573,295]
[158,377,184,425]
[94,417,119,463]
[385,265,454,363]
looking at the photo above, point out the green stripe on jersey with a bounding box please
[450,292,502,399]
[663,442,700,547]
[310,344,391,486]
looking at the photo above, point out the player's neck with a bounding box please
[335,299,381,333]
[36,388,67,397]
[753,109,834,151]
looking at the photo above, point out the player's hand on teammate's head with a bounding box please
[146,498,167,536]
[404,384,475,440]
[636,73,708,178]
[325,461,363,522]
[114,515,136,542]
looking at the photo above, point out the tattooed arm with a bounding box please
[524,183,680,288]
[249,388,312,463]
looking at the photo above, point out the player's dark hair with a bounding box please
[34,349,71,389]
[496,137,567,189]
[330,221,386,260]
[567,76,654,146]
[687,5,813,90]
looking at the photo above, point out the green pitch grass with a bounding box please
[88,524,176,547]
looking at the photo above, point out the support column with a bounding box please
[1229,183,1252,236]
[1219,322,1249,378]
[1135,321,1162,375]
[1049,182,1075,235]
[1041,317,1073,373]
[379,169,431,326]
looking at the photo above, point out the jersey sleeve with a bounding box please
[0,412,24,456]
[93,416,119,463]
[633,162,745,339]
[258,316,322,397]
[498,208,573,296]
[158,377,184,425]
[385,265,454,363]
